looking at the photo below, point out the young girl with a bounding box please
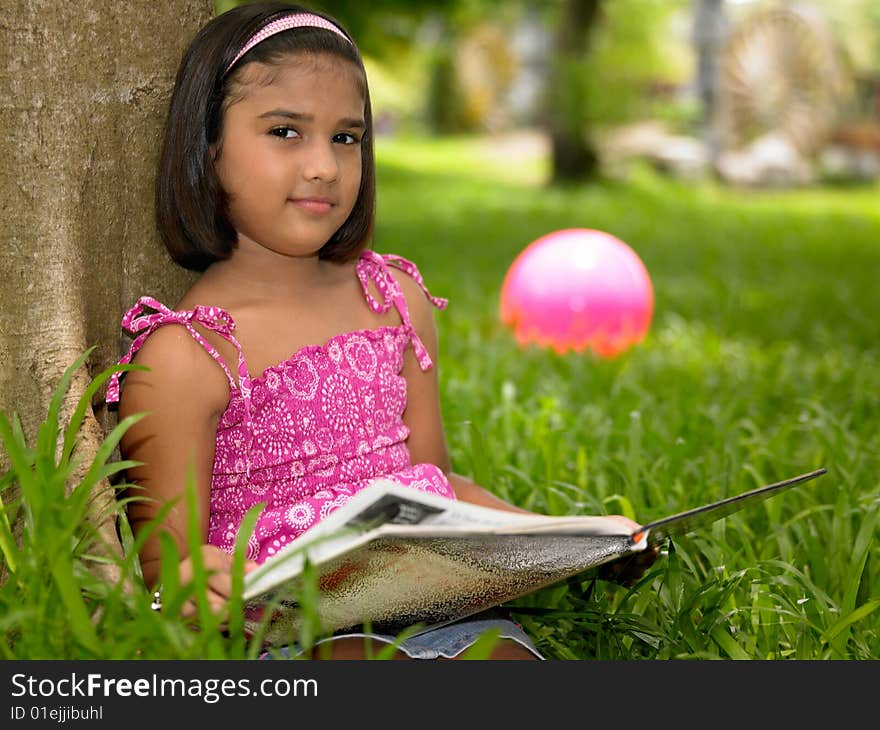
[107,1,653,661]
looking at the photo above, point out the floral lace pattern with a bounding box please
[108,251,454,563]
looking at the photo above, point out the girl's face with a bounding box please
[214,52,365,260]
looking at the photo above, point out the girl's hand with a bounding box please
[597,515,661,587]
[175,544,259,619]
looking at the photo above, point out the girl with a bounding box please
[107,2,653,660]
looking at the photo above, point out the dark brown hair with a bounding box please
[156,2,375,271]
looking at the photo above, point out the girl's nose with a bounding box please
[302,139,339,182]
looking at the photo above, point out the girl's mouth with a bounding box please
[289,198,334,214]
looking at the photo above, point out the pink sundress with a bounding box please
[106,250,456,564]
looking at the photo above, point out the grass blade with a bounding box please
[61,362,147,466]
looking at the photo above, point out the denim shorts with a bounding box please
[259,610,544,660]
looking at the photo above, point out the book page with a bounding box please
[243,479,633,601]
[332,480,630,534]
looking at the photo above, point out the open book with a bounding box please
[243,468,826,642]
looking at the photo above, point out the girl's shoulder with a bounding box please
[129,313,216,368]
[122,319,231,417]
[110,296,235,415]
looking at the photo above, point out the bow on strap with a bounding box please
[356,251,448,371]
[357,250,448,312]
[106,296,239,403]
[120,297,236,337]
[381,254,449,311]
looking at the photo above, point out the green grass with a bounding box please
[375,132,880,659]
[1,132,877,659]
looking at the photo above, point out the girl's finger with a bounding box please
[208,593,229,615]
[605,514,641,532]
[206,573,234,600]
[201,545,235,571]
[180,598,198,619]
[179,590,229,619]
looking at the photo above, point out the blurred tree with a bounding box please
[692,0,728,161]
[424,16,471,134]
[543,0,689,181]
[546,0,604,182]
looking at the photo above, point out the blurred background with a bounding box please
[216,0,880,188]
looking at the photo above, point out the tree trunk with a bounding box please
[0,1,209,581]
[549,0,603,183]
[692,0,728,164]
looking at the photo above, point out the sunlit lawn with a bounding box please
[375,132,880,659]
[2,131,877,661]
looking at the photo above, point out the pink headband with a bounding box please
[225,12,352,75]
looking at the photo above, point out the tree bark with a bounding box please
[0,1,209,580]
[549,0,603,183]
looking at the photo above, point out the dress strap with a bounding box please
[356,250,448,371]
[106,296,252,404]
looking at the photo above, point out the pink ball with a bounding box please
[499,228,654,358]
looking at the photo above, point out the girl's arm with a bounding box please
[444,472,530,513]
[395,272,527,514]
[118,323,255,611]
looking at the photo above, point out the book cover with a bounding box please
[243,468,826,642]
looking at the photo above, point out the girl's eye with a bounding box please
[269,126,299,140]
[333,132,361,145]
